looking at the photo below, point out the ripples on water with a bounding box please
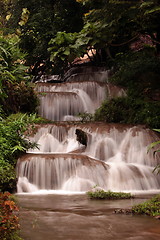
[17,194,160,240]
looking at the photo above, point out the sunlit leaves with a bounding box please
[18,8,29,26]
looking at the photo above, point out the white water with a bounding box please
[17,70,160,194]
[17,123,160,193]
[36,81,126,121]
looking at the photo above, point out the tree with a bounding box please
[0,33,38,115]
[6,0,84,75]
[48,0,160,70]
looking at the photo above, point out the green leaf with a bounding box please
[144,7,160,15]
[140,2,153,8]
[147,141,160,152]
[153,129,160,133]
[63,48,70,56]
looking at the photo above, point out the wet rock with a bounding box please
[114,209,132,215]
[75,129,88,146]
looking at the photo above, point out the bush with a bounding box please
[94,97,160,128]
[94,97,129,123]
[132,195,160,217]
[111,49,160,95]
[0,113,39,192]
[0,81,39,115]
[0,192,22,240]
[95,48,160,128]
[0,163,17,193]
[87,189,133,200]
[0,33,38,115]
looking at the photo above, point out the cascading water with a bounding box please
[17,122,160,193]
[36,80,126,121]
[16,68,160,194]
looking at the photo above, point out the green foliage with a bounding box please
[48,0,160,70]
[110,49,160,98]
[87,189,133,200]
[95,48,160,128]
[94,96,160,128]
[3,0,160,74]
[7,0,84,68]
[0,163,17,193]
[0,192,22,240]
[148,129,160,174]
[77,112,94,122]
[0,33,38,115]
[132,195,160,217]
[0,113,39,192]
[48,31,79,68]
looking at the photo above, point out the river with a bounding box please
[17,193,160,240]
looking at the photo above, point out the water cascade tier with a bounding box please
[36,81,126,121]
[17,123,160,193]
[17,68,160,193]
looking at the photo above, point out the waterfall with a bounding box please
[17,154,108,192]
[36,81,126,121]
[16,68,160,193]
[17,123,160,193]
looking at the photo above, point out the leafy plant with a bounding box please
[77,112,94,122]
[87,189,133,200]
[0,33,38,115]
[0,113,40,192]
[148,129,160,174]
[94,48,160,129]
[132,195,160,217]
[0,192,22,240]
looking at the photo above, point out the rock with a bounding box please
[75,129,88,146]
[114,208,132,215]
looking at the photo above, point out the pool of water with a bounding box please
[17,194,160,240]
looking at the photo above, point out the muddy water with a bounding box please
[17,194,160,240]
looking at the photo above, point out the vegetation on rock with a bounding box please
[87,189,133,200]
[132,194,160,217]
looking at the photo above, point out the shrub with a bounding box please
[0,163,17,193]
[0,113,39,192]
[0,33,38,116]
[132,195,160,217]
[95,48,160,128]
[94,97,160,128]
[111,49,160,95]
[0,192,22,240]
[87,189,133,200]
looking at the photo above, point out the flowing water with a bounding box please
[17,68,160,239]
[18,194,160,240]
[17,123,160,193]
